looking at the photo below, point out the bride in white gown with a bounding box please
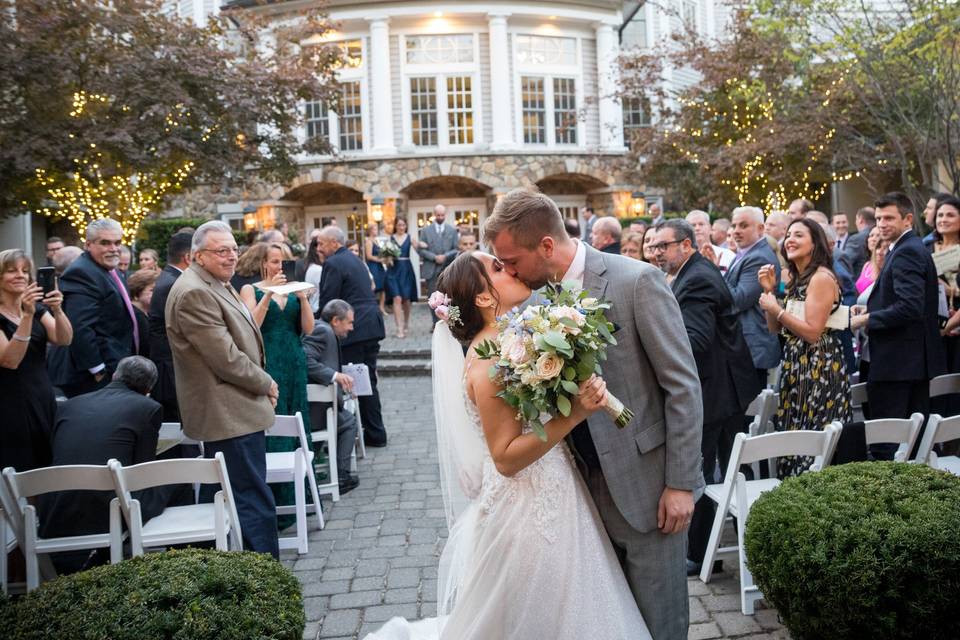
[365,251,651,640]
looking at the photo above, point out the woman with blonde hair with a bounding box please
[620,231,644,260]
[138,248,160,272]
[1,249,73,472]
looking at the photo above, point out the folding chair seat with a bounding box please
[266,412,324,553]
[109,452,241,556]
[2,464,123,591]
[699,424,841,614]
[914,414,960,475]
[306,384,343,499]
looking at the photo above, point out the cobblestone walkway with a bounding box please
[287,304,790,640]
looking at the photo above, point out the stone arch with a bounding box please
[400,175,493,200]
[535,172,609,195]
[280,180,365,206]
[529,159,613,187]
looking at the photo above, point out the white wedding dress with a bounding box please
[364,324,651,640]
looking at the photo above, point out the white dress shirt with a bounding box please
[561,239,587,287]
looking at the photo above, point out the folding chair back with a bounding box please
[306,383,336,404]
[861,413,924,462]
[2,464,122,591]
[930,373,960,399]
[267,414,314,456]
[850,382,868,409]
[731,426,839,473]
[746,389,778,437]
[914,414,960,474]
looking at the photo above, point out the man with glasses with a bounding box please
[166,221,281,557]
[49,218,136,398]
[652,220,761,577]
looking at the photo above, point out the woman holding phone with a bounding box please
[239,242,317,524]
[0,249,73,473]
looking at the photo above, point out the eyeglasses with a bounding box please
[201,247,239,258]
[650,240,682,253]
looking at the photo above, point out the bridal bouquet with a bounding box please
[474,282,634,440]
[378,237,401,268]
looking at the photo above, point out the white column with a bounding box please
[368,17,396,155]
[488,13,513,150]
[595,22,625,150]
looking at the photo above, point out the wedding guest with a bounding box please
[1,249,73,473]
[364,224,386,315]
[39,356,191,574]
[726,206,781,387]
[148,232,191,422]
[725,227,738,252]
[688,210,735,275]
[127,268,159,358]
[648,202,664,225]
[117,245,132,276]
[385,217,418,339]
[458,233,478,254]
[302,299,360,494]
[620,231,643,260]
[52,245,82,276]
[231,241,267,291]
[922,192,953,246]
[932,196,960,408]
[49,218,136,398]
[590,217,622,255]
[303,236,325,315]
[581,206,596,246]
[711,218,730,247]
[832,213,850,252]
[564,217,581,240]
[138,248,160,273]
[787,198,814,220]
[764,212,789,244]
[839,207,876,276]
[316,226,387,448]
[167,221,280,557]
[855,226,885,295]
[419,204,459,320]
[45,237,65,266]
[850,193,944,457]
[295,228,323,282]
[240,242,315,523]
[759,218,851,476]
[641,226,658,263]
[629,221,648,236]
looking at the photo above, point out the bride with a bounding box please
[365,251,651,640]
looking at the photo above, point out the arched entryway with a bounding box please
[282,181,367,247]
[536,172,610,228]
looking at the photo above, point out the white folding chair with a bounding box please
[930,373,960,403]
[914,414,960,475]
[1,507,16,595]
[699,424,841,614]
[746,389,779,479]
[850,382,869,410]
[345,396,366,460]
[109,452,241,556]
[2,464,123,591]
[851,413,924,462]
[306,385,344,498]
[266,413,325,553]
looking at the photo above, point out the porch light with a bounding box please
[631,191,646,217]
[371,196,385,222]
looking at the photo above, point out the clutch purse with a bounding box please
[785,300,850,331]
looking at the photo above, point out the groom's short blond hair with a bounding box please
[484,188,567,250]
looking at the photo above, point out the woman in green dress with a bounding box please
[240,241,316,526]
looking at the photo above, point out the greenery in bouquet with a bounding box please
[378,237,401,268]
[475,281,633,440]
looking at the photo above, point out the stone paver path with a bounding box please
[287,304,790,640]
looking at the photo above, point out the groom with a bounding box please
[485,189,703,640]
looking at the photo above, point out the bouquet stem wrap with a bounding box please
[603,392,634,428]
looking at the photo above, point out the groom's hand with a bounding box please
[658,487,694,535]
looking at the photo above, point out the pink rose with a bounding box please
[435,305,450,321]
[429,291,451,310]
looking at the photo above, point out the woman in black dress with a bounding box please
[0,249,73,472]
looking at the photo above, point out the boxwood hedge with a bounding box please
[744,462,960,640]
[0,548,304,639]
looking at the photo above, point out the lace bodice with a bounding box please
[462,385,573,543]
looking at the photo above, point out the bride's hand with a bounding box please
[576,375,607,414]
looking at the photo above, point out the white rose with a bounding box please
[535,352,564,381]
[520,368,542,386]
[506,336,531,366]
[550,305,585,334]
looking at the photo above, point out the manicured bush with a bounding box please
[0,548,305,639]
[745,462,960,640]
[136,216,210,265]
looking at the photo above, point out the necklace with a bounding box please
[0,304,22,325]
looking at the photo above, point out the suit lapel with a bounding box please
[190,265,262,338]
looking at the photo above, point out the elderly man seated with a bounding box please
[40,356,192,573]
[302,299,361,494]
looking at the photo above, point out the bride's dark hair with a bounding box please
[437,251,499,344]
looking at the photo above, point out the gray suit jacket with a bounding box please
[839,226,871,277]
[419,223,459,282]
[723,240,781,370]
[581,245,704,532]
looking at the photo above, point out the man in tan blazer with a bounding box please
[166,221,280,557]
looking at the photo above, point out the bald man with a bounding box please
[590,216,623,254]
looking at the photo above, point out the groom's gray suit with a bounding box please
[575,244,704,640]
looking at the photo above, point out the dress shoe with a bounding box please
[338,473,360,494]
[686,559,723,577]
[364,438,387,448]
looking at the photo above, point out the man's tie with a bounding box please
[836,238,842,249]
[109,268,139,352]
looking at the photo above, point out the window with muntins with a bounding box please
[338,81,363,150]
[521,77,546,144]
[622,96,651,147]
[406,34,474,64]
[410,77,439,146]
[553,78,578,145]
[447,76,474,145]
[515,35,577,66]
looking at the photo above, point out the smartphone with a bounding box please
[36,266,57,295]
[281,260,297,282]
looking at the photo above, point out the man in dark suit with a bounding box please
[315,226,387,447]
[48,218,135,398]
[653,220,763,576]
[839,207,875,276]
[147,232,192,421]
[302,299,360,494]
[40,356,191,573]
[852,193,946,457]
[724,207,781,388]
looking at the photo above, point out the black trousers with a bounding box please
[688,411,747,563]
[866,379,930,460]
[340,339,387,445]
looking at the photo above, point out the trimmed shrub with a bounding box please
[745,462,960,640]
[136,216,209,265]
[0,548,305,639]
